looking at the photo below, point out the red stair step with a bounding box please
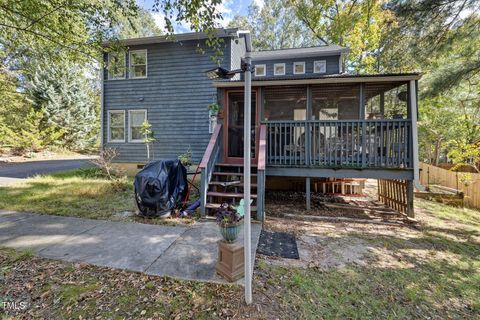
[216,163,257,167]
[207,191,257,198]
[209,181,257,187]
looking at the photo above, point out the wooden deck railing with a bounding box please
[199,123,223,216]
[266,119,411,169]
[256,124,267,222]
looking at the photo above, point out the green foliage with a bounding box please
[0,0,223,156]
[141,120,156,160]
[388,1,480,93]
[449,143,480,173]
[0,169,135,219]
[178,148,192,166]
[418,96,458,164]
[228,0,316,50]
[0,108,63,154]
[0,0,139,64]
[418,79,480,167]
[113,8,162,39]
[25,60,98,150]
[207,103,221,114]
[291,0,395,73]
[152,0,227,64]
[140,121,156,144]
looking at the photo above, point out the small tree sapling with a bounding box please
[141,120,156,161]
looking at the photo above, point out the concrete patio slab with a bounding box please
[146,221,262,284]
[0,214,103,252]
[0,210,262,285]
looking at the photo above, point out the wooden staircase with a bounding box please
[199,123,267,220]
[205,163,258,214]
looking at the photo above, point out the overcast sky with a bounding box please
[136,0,263,32]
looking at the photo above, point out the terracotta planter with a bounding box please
[219,223,242,243]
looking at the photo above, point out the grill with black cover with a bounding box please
[134,160,187,217]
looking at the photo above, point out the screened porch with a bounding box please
[261,80,416,169]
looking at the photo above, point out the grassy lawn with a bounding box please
[0,173,479,318]
[0,168,200,224]
[254,198,480,319]
[0,168,135,220]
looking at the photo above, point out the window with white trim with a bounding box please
[254,64,266,77]
[108,110,125,142]
[293,62,305,74]
[314,60,327,73]
[107,52,126,80]
[274,63,285,75]
[129,50,147,79]
[128,110,147,142]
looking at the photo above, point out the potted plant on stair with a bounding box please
[215,202,244,243]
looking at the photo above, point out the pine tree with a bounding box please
[26,60,99,150]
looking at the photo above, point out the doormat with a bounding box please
[257,230,299,259]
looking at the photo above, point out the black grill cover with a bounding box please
[134,160,188,217]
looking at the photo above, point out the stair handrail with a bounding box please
[200,123,223,216]
[256,124,267,222]
[258,124,267,171]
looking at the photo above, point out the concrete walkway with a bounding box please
[0,210,261,284]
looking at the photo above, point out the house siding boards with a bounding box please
[251,55,340,79]
[103,39,232,163]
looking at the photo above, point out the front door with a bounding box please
[224,91,258,164]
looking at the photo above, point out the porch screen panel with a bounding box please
[311,84,360,165]
[264,86,307,165]
[365,82,408,119]
[311,84,360,121]
[263,86,307,121]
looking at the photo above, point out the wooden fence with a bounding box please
[378,179,412,216]
[419,162,480,209]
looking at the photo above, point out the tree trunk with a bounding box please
[434,140,442,165]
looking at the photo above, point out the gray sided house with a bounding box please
[102,29,244,165]
[101,28,421,219]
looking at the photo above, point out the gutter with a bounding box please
[213,74,422,87]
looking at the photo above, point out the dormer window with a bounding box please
[314,60,327,73]
[274,63,285,76]
[293,62,305,74]
[254,64,266,77]
[107,52,126,80]
[129,49,147,79]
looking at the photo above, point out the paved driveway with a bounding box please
[0,159,92,185]
[0,210,261,284]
